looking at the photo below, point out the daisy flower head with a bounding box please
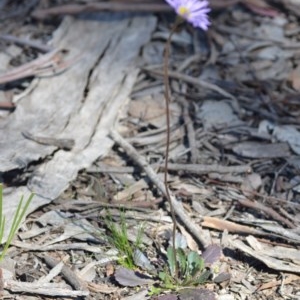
[165,0,211,30]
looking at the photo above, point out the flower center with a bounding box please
[177,6,190,17]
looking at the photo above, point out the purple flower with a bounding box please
[165,0,211,30]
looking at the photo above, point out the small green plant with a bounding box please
[0,184,34,261]
[105,210,144,269]
[149,247,211,295]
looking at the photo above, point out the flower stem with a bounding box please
[163,19,182,280]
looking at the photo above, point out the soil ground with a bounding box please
[1,0,300,299]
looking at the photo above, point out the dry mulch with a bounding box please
[1,0,300,299]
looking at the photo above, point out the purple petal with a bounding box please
[164,0,211,30]
[165,0,180,9]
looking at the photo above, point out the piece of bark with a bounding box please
[43,256,87,292]
[232,142,291,158]
[0,14,156,242]
[4,280,89,297]
[230,238,300,274]
[238,198,296,228]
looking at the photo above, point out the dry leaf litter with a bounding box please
[0,0,300,299]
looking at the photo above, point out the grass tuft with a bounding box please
[0,184,34,261]
[105,210,144,269]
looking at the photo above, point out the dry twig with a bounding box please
[0,49,78,85]
[161,162,251,174]
[12,241,104,253]
[32,2,171,20]
[145,68,237,101]
[0,34,52,52]
[88,162,250,175]
[110,129,209,248]
[238,198,296,229]
[31,0,241,20]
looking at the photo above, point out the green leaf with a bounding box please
[177,248,187,276]
[187,252,204,277]
[159,270,175,288]
[148,286,163,296]
[159,271,167,282]
[195,269,211,285]
[167,246,176,276]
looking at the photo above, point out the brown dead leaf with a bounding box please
[241,173,262,196]
[241,0,279,16]
[258,274,300,291]
[178,224,198,252]
[88,282,118,294]
[171,182,212,196]
[289,64,300,91]
[202,216,264,235]
[210,0,240,7]
[106,264,115,277]
[128,95,180,128]
[113,179,149,201]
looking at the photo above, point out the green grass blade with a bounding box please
[0,217,5,246]
[0,184,4,245]
[0,192,33,261]
[105,210,135,269]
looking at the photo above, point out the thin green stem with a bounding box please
[163,20,182,280]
